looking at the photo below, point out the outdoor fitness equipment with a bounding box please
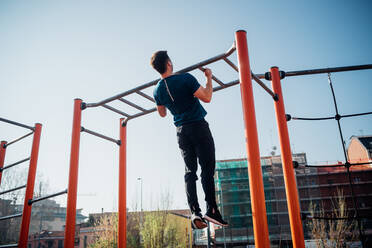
[62,30,372,248]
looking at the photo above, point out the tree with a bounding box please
[90,213,118,248]
[308,189,359,248]
[140,191,186,248]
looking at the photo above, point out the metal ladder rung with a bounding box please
[0,213,22,221]
[223,57,239,72]
[199,67,225,86]
[1,157,30,172]
[118,98,147,112]
[136,91,155,103]
[0,185,26,195]
[81,127,121,145]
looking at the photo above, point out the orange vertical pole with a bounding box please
[0,141,7,186]
[19,123,42,248]
[270,67,305,248]
[235,30,271,248]
[64,99,83,248]
[118,119,127,248]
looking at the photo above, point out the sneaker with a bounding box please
[204,207,228,227]
[191,212,208,229]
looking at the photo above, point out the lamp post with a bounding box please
[137,178,143,212]
[219,184,227,248]
[137,177,143,235]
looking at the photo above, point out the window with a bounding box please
[58,240,63,248]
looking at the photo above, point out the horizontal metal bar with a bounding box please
[177,43,236,74]
[305,164,344,168]
[28,189,68,205]
[81,127,121,145]
[0,117,34,131]
[102,104,130,117]
[4,131,34,147]
[342,111,372,118]
[0,185,26,195]
[291,111,372,121]
[0,213,22,221]
[292,116,335,121]
[136,91,156,103]
[255,64,372,79]
[118,98,147,112]
[284,64,372,77]
[1,157,30,172]
[0,244,18,248]
[212,79,240,93]
[350,161,372,166]
[306,215,372,220]
[85,43,236,108]
[125,79,242,123]
[126,108,157,122]
[251,72,278,100]
[199,67,225,86]
[223,58,239,72]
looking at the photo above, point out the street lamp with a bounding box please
[137,178,143,212]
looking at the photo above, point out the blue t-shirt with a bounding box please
[153,73,207,127]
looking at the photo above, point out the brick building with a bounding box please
[211,151,372,247]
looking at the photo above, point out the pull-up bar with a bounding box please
[64,31,279,248]
[81,126,121,145]
[64,31,372,248]
[257,64,372,79]
[0,120,43,248]
[0,117,35,131]
[85,43,237,109]
[0,157,30,172]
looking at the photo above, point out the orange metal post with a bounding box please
[64,99,83,248]
[270,67,305,248]
[118,119,127,248]
[19,123,42,247]
[0,141,7,186]
[235,30,271,248]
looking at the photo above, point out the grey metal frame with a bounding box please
[82,43,240,126]
[77,41,371,128]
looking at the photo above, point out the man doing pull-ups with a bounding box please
[151,51,228,229]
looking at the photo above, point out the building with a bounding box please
[27,231,64,248]
[211,152,372,247]
[29,199,86,234]
[347,135,372,166]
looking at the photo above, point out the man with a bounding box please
[150,51,228,229]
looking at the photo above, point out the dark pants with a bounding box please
[176,119,217,214]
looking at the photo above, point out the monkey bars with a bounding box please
[0,118,67,248]
[63,29,372,248]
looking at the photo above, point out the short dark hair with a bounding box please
[150,50,170,74]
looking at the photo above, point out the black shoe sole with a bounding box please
[204,215,228,227]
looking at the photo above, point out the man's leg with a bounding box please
[177,126,201,214]
[177,125,207,229]
[193,121,217,210]
[194,121,228,226]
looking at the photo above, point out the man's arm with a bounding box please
[193,68,213,103]
[157,105,167,117]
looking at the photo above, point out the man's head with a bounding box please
[150,50,173,75]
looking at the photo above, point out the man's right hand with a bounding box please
[194,68,213,103]
[204,68,212,80]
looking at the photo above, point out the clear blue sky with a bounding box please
[1,1,371,215]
